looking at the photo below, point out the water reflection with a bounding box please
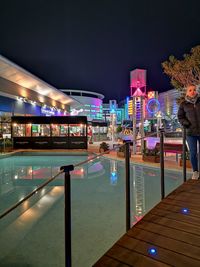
[110,160,118,185]
[0,155,185,217]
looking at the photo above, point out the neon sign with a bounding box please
[146,98,160,114]
[41,108,55,116]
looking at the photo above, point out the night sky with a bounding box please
[1,0,200,102]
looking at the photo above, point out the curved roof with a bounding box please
[0,55,79,106]
[61,89,104,100]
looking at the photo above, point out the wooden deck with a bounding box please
[94,179,200,267]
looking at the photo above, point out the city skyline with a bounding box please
[1,0,200,101]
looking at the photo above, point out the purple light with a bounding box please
[181,208,189,214]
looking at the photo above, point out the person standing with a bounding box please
[178,84,200,179]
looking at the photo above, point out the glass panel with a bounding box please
[32,124,50,137]
[1,123,11,135]
[0,178,65,266]
[0,152,190,267]
[51,124,68,136]
[69,124,86,136]
[71,156,126,266]
[12,123,26,137]
[26,124,32,137]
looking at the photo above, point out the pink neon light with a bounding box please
[130,69,146,88]
[133,88,144,96]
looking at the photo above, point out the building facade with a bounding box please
[0,55,79,137]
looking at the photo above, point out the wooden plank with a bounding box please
[142,213,200,236]
[117,235,200,267]
[162,198,200,211]
[93,255,130,266]
[105,245,170,267]
[155,202,200,218]
[167,191,200,201]
[135,220,200,247]
[150,207,200,226]
[126,227,200,260]
[94,180,200,266]
[168,183,200,195]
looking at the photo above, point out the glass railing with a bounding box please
[0,129,194,267]
[0,138,13,154]
[0,177,65,266]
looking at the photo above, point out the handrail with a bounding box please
[0,128,178,221]
[0,129,167,220]
[74,131,159,167]
[0,170,64,219]
[0,128,185,267]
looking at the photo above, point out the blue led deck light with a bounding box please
[148,247,157,256]
[181,208,189,214]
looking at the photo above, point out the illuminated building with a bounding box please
[158,89,181,131]
[0,55,79,137]
[61,89,104,121]
[61,89,109,141]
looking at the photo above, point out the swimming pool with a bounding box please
[0,153,189,267]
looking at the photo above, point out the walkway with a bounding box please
[88,142,189,172]
[94,179,200,267]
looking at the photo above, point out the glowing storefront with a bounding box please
[12,116,88,149]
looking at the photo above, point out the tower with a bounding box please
[130,69,147,154]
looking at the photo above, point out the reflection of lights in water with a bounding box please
[22,201,29,209]
[110,172,118,185]
[110,160,118,185]
[144,171,156,177]
[71,168,85,179]
[41,188,46,194]
[88,162,103,174]
[132,215,143,225]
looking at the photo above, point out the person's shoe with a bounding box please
[192,171,199,180]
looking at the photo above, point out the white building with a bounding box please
[61,89,104,122]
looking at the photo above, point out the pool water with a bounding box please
[0,154,187,267]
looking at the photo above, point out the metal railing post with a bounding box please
[125,142,131,231]
[182,128,187,182]
[3,138,5,153]
[198,140,200,177]
[60,164,74,267]
[160,129,165,199]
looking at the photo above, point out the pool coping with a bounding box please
[0,150,90,158]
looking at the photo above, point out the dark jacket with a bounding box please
[178,96,200,136]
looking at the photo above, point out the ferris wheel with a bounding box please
[146,98,160,115]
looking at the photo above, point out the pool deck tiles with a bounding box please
[93,179,200,267]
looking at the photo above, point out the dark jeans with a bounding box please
[186,136,200,171]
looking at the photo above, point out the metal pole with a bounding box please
[60,165,74,267]
[125,142,131,231]
[182,128,187,182]
[198,139,200,178]
[140,96,145,153]
[132,98,136,154]
[3,138,5,153]
[160,129,165,199]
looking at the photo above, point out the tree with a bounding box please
[162,45,200,97]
